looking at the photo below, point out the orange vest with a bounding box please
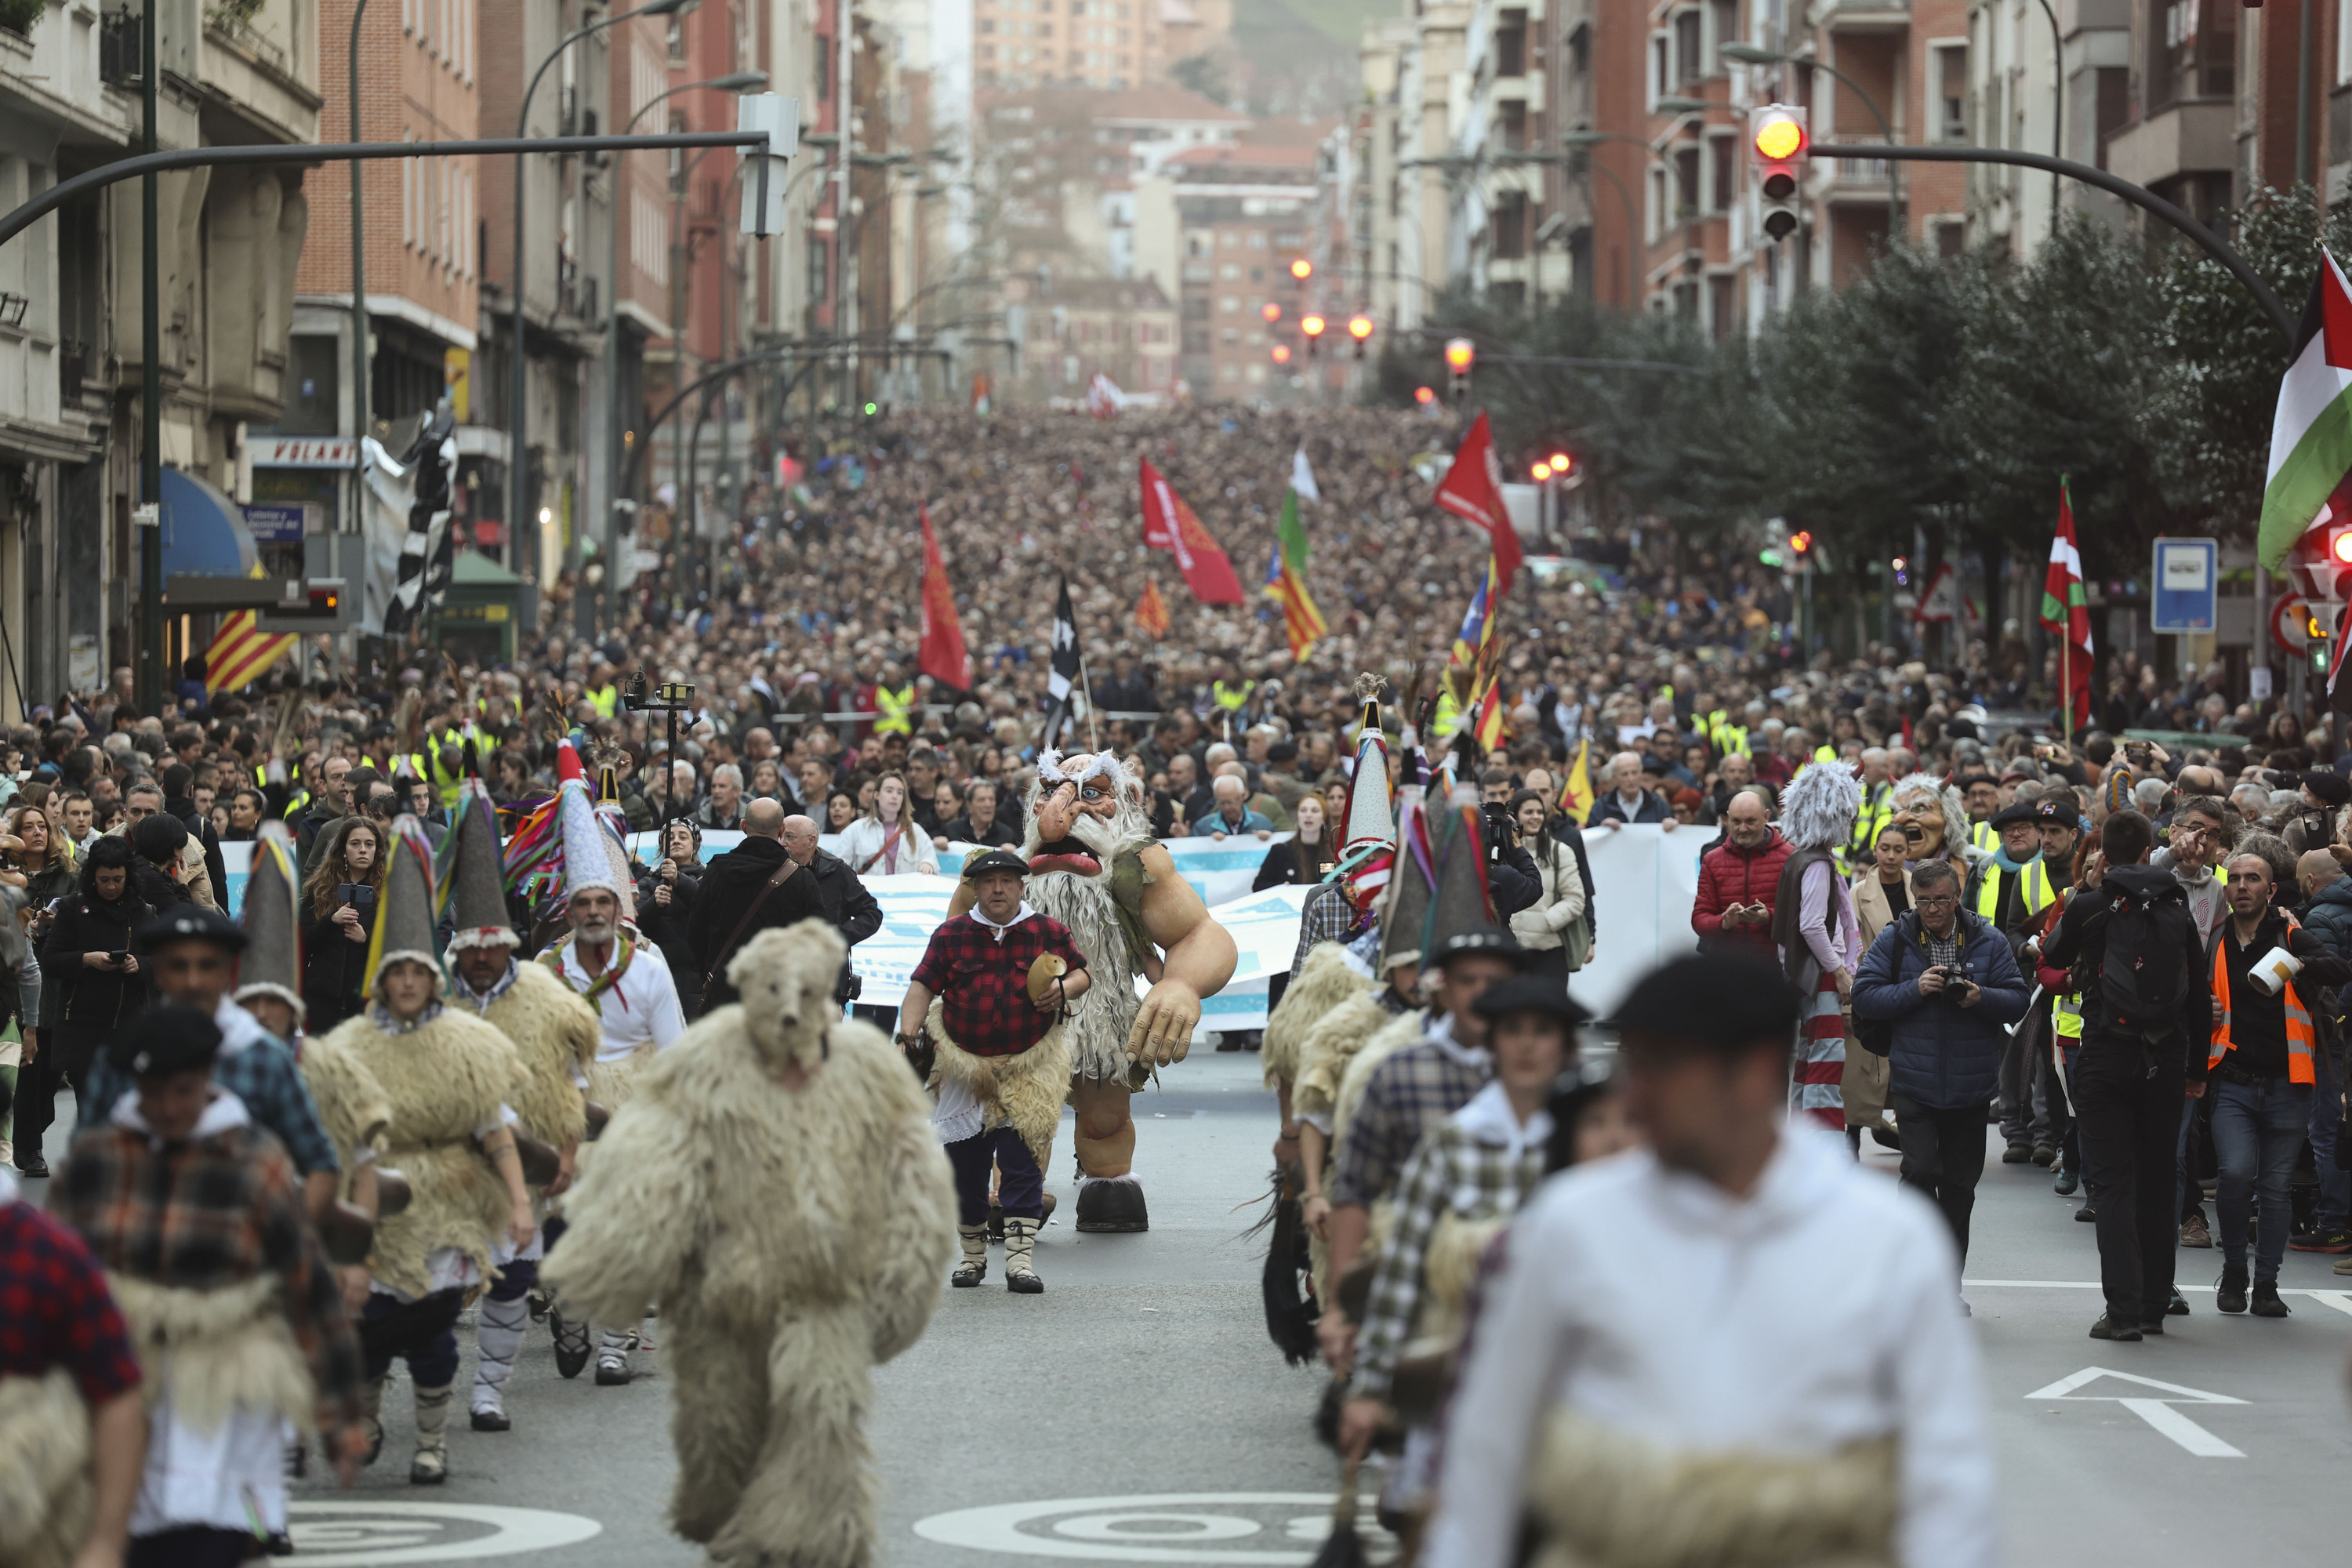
[2209,913,2317,1084]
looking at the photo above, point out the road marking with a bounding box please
[2024,1367,2246,1458]
[285,1502,602,1565]
[2307,1290,2352,1317]
[1967,1278,2349,1305]
[913,1494,1394,1563]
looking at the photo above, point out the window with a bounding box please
[1936,220,1965,258]
[1495,10,1526,77]
[1649,165,1668,241]
[1709,274,1734,339]
[1936,46,1968,141]
[2093,67,2128,169]
[669,111,688,190]
[1220,295,1239,313]
[1499,101,1526,151]
[1652,35,1668,101]
[1492,191,1528,257]
[1709,0,1736,60]
[1709,133,1733,211]
[1674,10,1703,85]
[2147,0,2234,110]
[1674,147,1700,217]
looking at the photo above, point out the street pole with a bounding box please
[137,0,159,714]
[350,0,370,495]
[510,0,684,643]
[837,0,855,409]
[2032,0,2062,241]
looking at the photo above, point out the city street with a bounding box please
[42,1047,2347,1566]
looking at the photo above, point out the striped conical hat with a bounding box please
[234,819,305,1021]
[361,815,441,996]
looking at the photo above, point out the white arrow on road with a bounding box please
[2024,1367,2248,1458]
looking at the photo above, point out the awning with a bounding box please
[160,466,260,577]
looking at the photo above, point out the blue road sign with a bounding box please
[2151,537,2217,634]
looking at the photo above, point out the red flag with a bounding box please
[1138,456,1247,604]
[2038,478,2093,731]
[1136,579,1171,639]
[917,506,968,690]
[1432,412,1523,595]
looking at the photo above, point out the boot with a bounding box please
[408,1382,452,1484]
[1074,1174,1149,1233]
[2216,1262,2249,1314]
[951,1224,989,1288]
[1003,1217,1044,1294]
[595,1327,633,1385]
[471,1293,528,1431]
[359,1376,386,1467]
[550,1299,591,1379]
[2249,1279,2290,1318]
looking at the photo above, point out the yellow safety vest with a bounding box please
[585,684,620,720]
[1973,857,2055,927]
[1842,786,1892,871]
[1710,717,1749,757]
[2053,991,2083,1040]
[410,727,468,809]
[1813,743,1838,764]
[2210,914,2318,1084]
[1969,819,1998,855]
[1213,679,1256,713]
[873,683,916,736]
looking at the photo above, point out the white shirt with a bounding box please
[836,815,939,875]
[556,940,687,1062]
[1422,1129,1994,1568]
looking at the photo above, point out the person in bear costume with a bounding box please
[543,919,956,1568]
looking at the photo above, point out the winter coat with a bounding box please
[2299,874,2352,964]
[1508,835,1589,960]
[636,862,706,1018]
[40,887,154,1073]
[1853,909,2031,1109]
[1691,829,1794,958]
[688,835,828,1009]
[801,848,884,947]
[1253,834,1338,891]
[301,893,380,1037]
[1851,869,1913,948]
[1590,789,1671,826]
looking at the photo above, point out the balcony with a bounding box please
[1822,137,1895,199]
[2103,100,2232,193]
[1815,0,1911,27]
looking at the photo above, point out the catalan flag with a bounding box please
[1262,488,1327,660]
[202,609,296,695]
[1472,673,1506,751]
[1559,739,1595,825]
[1449,555,1502,673]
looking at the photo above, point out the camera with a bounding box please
[834,967,862,1004]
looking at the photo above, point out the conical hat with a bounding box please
[1424,793,1499,952]
[557,762,623,906]
[1376,798,1436,974]
[599,803,638,923]
[362,815,441,996]
[445,781,518,953]
[1340,678,1395,855]
[234,819,305,1020]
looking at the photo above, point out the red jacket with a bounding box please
[1692,828,1794,956]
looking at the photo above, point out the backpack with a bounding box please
[2084,878,2192,1042]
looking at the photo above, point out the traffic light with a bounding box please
[1547,448,1573,477]
[1788,529,1814,568]
[1414,385,1436,406]
[1347,313,1374,360]
[1271,344,1292,365]
[1750,103,1808,242]
[1290,258,1313,281]
[1445,337,1475,401]
[2290,521,2352,602]
[1301,314,1327,357]
[1532,460,1553,481]
[1261,302,1282,324]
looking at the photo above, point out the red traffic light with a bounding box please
[1290,258,1313,281]
[1548,450,1572,473]
[2332,532,2352,565]
[1271,344,1292,365]
[1347,314,1374,342]
[1443,338,1475,374]
[1261,303,1282,324]
[1532,461,1552,481]
[1300,314,1327,339]
[1414,386,1436,405]
[1788,529,1813,557]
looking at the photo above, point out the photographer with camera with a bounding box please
[1853,856,2030,1281]
[781,812,884,1009]
[299,816,385,1035]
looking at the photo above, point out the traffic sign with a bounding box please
[2151,537,2217,633]
[2271,595,2316,655]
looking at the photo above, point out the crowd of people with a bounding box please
[2,398,2350,1566]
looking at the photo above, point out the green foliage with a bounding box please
[0,0,48,38]
[1377,193,2343,586]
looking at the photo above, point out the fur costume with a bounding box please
[1780,762,1863,854]
[0,1369,92,1568]
[1263,942,1373,1094]
[1305,1005,1426,1300]
[1018,754,1158,1083]
[103,1275,314,1432]
[923,1000,1073,1171]
[1523,1408,1897,1568]
[543,920,956,1568]
[306,1009,524,1300]
[1293,990,1403,1129]
[483,961,598,1149]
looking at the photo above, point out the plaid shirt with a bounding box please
[911,909,1087,1058]
[1348,1083,1549,1403]
[75,1007,340,1178]
[1289,882,1361,980]
[1328,1021,1492,1211]
[54,1100,364,1434]
[0,1179,143,1403]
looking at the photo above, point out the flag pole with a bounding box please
[2061,637,2073,746]
[1076,640,1100,752]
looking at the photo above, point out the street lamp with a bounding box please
[1721,43,1901,238]
[1655,95,1711,114]
[510,0,691,635]
[595,67,768,635]
[1560,130,1646,312]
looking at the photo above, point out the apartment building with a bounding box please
[1001,271,1175,397]
[1353,0,1471,336]
[1160,136,1341,400]
[974,0,1164,91]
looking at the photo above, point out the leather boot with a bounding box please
[550,1298,591,1379]
[409,1382,452,1484]
[951,1223,989,1287]
[1004,1217,1044,1294]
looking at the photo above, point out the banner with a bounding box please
[223,826,1708,1031]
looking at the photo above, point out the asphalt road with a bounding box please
[32,1047,2352,1565]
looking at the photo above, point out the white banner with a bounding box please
[222,826,1707,1026]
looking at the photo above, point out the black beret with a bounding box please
[1268,740,1299,763]
[132,811,189,864]
[1615,952,1802,1051]
[1434,927,1529,968]
[1472,975,1593,1028]
[961,848,1030,880]
[1988,801,2041,829]
[2301,771,2351,807]
[108,1003,223,1078]
[138,906,249,956]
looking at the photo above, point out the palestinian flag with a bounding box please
[1261,488,1327,660]
[2038,477,2094,730]
[2259,249,2352,568]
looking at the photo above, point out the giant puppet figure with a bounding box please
[942,748,1238,1231]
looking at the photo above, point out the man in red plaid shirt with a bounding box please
[898,850,1090,1294]
[0,1075,149,1568]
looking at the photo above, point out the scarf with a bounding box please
[542,932,637,1006]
